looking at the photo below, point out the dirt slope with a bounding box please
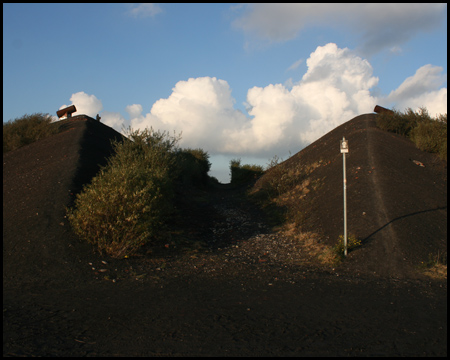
[3,118,124,288]
[257,113,447,278]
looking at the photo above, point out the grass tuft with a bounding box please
[418,251,447,279]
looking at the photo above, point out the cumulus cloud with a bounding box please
[130,43,379,157]
[62,43,446,167]
[241,43,378,151]
[386,64,447,116]
[125,104,143,118]
[233,3,446,55]
[126,3,162,18]
[100,111,127,130]
[130,76,248,152]
[59,91,102,118]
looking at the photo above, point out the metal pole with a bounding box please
[343,142,348,257]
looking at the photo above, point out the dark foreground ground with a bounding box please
[3,117,447,356]
[3,267,446,356]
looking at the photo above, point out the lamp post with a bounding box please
[340,137,349,256]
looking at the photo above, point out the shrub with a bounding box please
[177,147,211,186]
[3,113,59,153]
[376,107,447,160]
[230,158,264,185]
[375,107,424,137]
[67,127,181,258]
[410,114,447,160]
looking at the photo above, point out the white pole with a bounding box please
[342,137,348,256]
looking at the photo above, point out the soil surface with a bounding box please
[3,116,447,356]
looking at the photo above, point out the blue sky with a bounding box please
[3,3,447,182]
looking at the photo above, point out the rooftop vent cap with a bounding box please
[57,105,77,119]
[374,105,394,115]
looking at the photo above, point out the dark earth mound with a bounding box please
[255,114,447,278]
[3,116,447,356]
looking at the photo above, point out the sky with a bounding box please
[3,3,447,183]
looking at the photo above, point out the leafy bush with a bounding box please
[177,147,211,186]
[67,127,181,258]
[3,113,59,153]
[376,107,447,160]
[376,107,428,137]
[230,158,264,185]
[410,114,447,160]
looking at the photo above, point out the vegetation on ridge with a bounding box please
[67,127,212,258]
[376,107,447,160]
[3,113,59,153]
[229,158,264,185]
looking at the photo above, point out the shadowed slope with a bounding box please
[3,118,124,288]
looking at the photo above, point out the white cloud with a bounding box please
[127,3,162,18]
[386,64,447,116]
[60,91,102,118]
[226,43,379,154]
[130,43,379,157]
[100,111,126,131]
[63,43,446,178]
[287,58,303,72]
[301,43,379,94]
[125,104,143,118]
[130,76,248,153]
[233,3,446,55]
[387,64,446,102]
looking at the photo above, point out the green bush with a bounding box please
[177,147,211,186]
[230,158,264,185]
[376,107,447,160]
[375,107,427,137]
[410,114,447,160]
[3,113,59,153]
[67,127,181,258]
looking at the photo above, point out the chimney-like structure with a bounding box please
[374,105,394,115]
[56,105,77,119]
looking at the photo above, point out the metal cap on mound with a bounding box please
[57,105,77,119]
